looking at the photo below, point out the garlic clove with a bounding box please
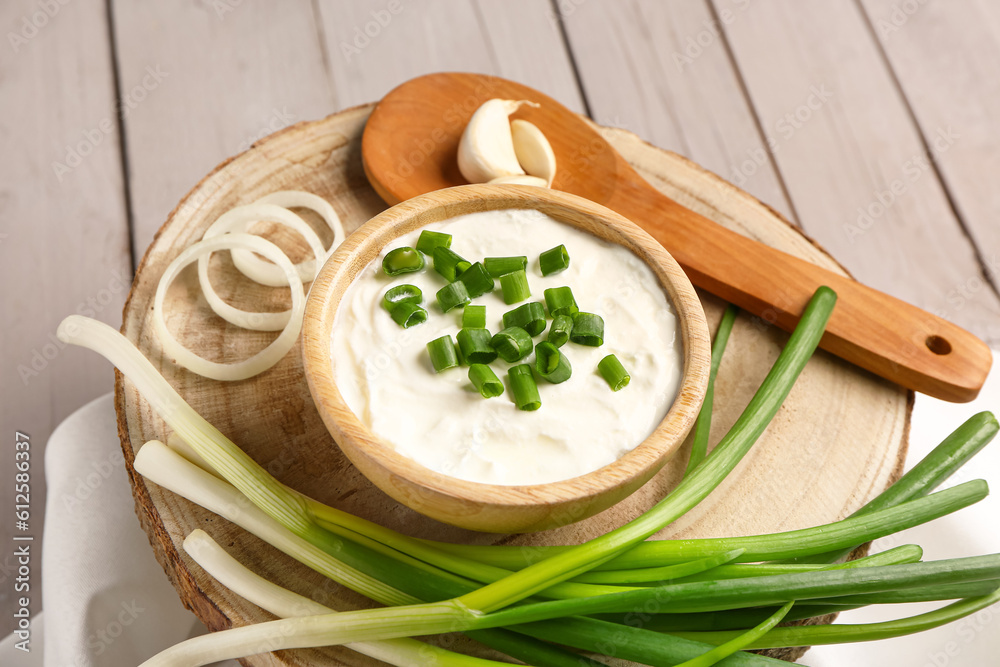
[458,99,538,184]
[511,119,557,186]
[487,175,549,187]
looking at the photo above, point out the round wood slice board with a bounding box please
[115,103,911,666]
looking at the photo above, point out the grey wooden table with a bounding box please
[2,0,999,646]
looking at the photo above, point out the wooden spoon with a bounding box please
[361,72,991,402]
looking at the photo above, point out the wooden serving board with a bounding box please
[115,104,911,666]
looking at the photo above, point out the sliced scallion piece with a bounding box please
[458,262,495,298]
[598,354,630,391]
[382,247,424,276]
[457,328,497,364]
[436,281,471,313]
[469,364,504,398]
[462,304,486,329]
[547,314,573,348]
[539,244,570,276]
[508,364,541,411]
[502,301,546,336]
[433,247,472,282]
[535,342,572,384]
[415,230,452,256]
[543,286,579,317]
[388,303,427,328]
[484,256,528,278]
[499,269,531,305]
[382,284,422,311]
[571,312,604,346]
[426,336,459,373]
[491,327,533,363]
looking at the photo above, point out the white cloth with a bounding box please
[2,360,999,666]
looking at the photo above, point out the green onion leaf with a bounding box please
[458,262,495,298]
[436,281,471,313]
[546,315,573,348]
[508,364,541,411]
[597,354,629,391]
[543,286,579,317]
[499,269,531,305]
[535,342,572,384]
[673,602,793,667]
[571,312,604,346]
[491,327,533,363]
[388,303,427,328]
[381,247,424,276]
[457,328,498,364]
[462,304,486,329]
[469,364,504,398]
[484,256,528,278]
[426,336,459,373]
[382,284,423,311]
[502,301,546,336]
[539,244,570,276]
[686,304,739,477]
[433,246,472,282]
[415,230,452,256]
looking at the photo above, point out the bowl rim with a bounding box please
[302,184,710,512]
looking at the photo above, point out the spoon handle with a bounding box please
[608,177,991,402]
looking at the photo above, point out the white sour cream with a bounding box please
[331,209,682,486]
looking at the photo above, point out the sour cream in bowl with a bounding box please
[303,185,710,533]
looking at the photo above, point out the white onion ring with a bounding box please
[196,204,324,331]
[205,203,326,287]
[155,233,304,381]
[253,190,346,253]
[227,191,346,286]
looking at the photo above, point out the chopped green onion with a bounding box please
[502,302,546,336]
[491,327,533,363]
[458,262,495,298]
[415,230,452,256]
[382,247,424,276]
[546,315,573,348]
[535,342,572,384]
[538,245,570,276]
[570,312,604,346]
[543,286,579,317]
[499,270,531,305]
[484,256,528,278]
[469,364,504,398]
[462,304,486,329]
[433,247,472,282]
[426,336,459,373]
[597,354,629,391]
[382,284,422,311]
[436,281,471,313]
[388,303,426,328]
[508,364,541,411]
[457,328,497,364]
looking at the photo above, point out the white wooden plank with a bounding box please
[314,0,585,111]
[110,0,338,253]
[559,0,795,221]
[859,0,1000,340]
[713,0,1000,342]
[0,0,131,633]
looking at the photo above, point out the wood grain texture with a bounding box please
[110,0,337,256]
[314,0,586,112]
[0,0,132,632]
[301,185,711,533]
[117,104,909,666]
[559,0,795,221]
[362,72,992,401]
[712,0,1000,340]
[858,0,1000,344]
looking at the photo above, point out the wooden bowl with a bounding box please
[302,184,711,532]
